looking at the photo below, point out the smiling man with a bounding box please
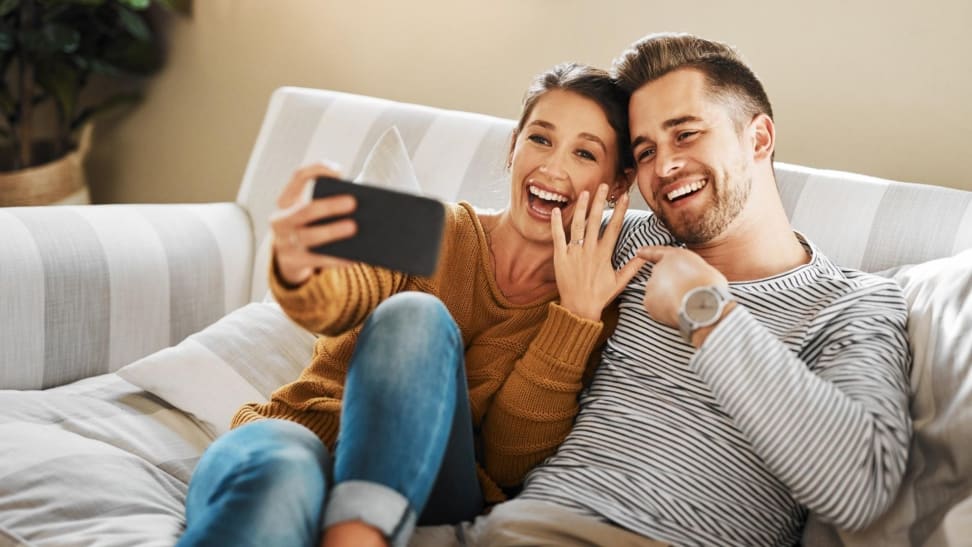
[460,33,913,547]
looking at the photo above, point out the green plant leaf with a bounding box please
[0,0,19,17]
[0,29,13,51]
[153,0,190,15]
[117,0,150,9]
[34,59,81,122]
[19,24,80,54]
[114,4,151,41]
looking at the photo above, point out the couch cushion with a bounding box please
[117,302,316,435]
[0,374,209,546]
[822,249,972,546]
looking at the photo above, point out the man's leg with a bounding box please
[326,292,474,546]
[462,499,670,547]
[178,419,330,547]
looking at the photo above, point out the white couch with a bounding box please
[1,87,970,547]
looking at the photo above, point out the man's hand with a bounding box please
[636,246,731,335]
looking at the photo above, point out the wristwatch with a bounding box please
[677,284,733,343]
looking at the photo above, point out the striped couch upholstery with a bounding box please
[0,86,970,546]
[0,204,253,390]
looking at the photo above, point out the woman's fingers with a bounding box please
[276,163,343,210]
[584,184,609,245]
[551,207,569,253]
[570,190,589,245]
[300,218,358,249]
[600,192,629,251]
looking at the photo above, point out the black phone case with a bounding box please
[310,177,446,277]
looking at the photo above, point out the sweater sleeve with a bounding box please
[479,302,606,488]
[691,281,911,531]
[269,253,409,336]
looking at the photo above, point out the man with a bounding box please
[456,32,911,547]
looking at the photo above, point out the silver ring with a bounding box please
[571,239,585,246]
[288,231,301,249]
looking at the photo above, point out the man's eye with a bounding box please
[677,131,698,142]
[528,134,550,145]
[636,148,655,162]
[576,149,596,161]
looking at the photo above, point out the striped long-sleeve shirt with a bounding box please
[520,211,912,546]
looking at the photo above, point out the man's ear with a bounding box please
[751,113,775,162]
[506,128,518,170]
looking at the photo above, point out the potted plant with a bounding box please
[0,0,189,206]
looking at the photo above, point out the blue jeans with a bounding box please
[178,292,483,547]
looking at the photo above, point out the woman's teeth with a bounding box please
[667,179,707,201]
[529,184,569,204]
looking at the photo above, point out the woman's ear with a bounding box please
[506,129,518,170]
[610,168,636,200]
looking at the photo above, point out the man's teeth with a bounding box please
[529,185,569,204]
[667,179,707,201]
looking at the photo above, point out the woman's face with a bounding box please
[508,89,621,244]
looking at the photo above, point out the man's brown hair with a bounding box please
[612,33,773,131]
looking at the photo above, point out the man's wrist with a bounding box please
[689,300,737,348]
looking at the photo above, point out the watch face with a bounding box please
[686,289,721,322]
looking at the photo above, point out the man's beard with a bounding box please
[654,165,751,245]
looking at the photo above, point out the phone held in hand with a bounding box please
[309,177,446,277]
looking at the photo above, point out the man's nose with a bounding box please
[654,146,684,179]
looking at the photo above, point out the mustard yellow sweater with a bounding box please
[232,202,612,503]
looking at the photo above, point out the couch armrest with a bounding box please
[0,203,253,390]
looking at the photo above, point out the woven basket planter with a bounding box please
[0,127,91,207]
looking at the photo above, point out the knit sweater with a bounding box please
[232,202,612,503]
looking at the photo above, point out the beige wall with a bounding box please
[87,0,972,204]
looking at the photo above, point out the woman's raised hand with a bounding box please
[550,184,646,321]
[270,163,358,287]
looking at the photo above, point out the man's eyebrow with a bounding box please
[662,115,703,129]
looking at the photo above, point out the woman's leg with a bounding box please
[178,419,330,547]
[325,292,482,546]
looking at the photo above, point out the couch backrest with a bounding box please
[237,87,972,299]
[0,203,253,389]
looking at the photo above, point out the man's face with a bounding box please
[628,68,753,245]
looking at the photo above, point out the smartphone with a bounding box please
[309,177,446,277]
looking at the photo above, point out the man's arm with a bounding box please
[693,282,911,530]
[637,246,911,530]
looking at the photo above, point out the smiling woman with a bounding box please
[177,63,649,547]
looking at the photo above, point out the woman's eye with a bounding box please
[528,134,550,145]
[576,149,596,161]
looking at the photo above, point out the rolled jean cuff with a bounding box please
[323,480,417,547]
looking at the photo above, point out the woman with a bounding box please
[179,63,644,547]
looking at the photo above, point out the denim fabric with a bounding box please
[177,419,329,547]
[179,292,483,547]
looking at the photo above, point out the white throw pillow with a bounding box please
[117,302,317,435]
[353,125,422,194]
[837,249,972,546]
